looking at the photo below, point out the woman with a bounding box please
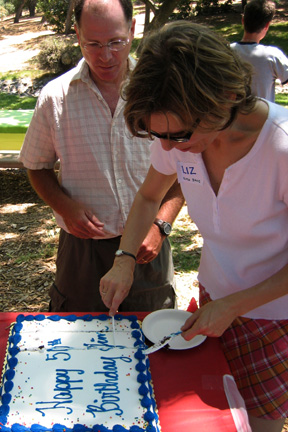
[100,22,288,432]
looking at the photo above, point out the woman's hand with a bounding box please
[181,298,237,340]
[99,256,136,316]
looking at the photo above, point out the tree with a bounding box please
[136,0,179,53]
[14,0,27,23]
[140,0,179,34]
[64,0,75,35]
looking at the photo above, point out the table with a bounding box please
[0,312,237,432]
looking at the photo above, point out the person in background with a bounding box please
[19,0,184,312]
[231,0,288,101]
[100,21,288,432]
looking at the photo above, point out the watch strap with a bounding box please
[154,218,171,236]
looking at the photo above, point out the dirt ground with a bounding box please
[0,168,58,311]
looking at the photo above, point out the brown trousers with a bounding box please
[49,230,176,312]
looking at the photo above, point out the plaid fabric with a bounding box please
[199,284,288,420]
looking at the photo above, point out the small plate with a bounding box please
[142,309,207,350]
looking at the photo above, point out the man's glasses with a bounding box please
[83,38,130,53]
[150,118,201,143]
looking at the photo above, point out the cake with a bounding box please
[0,314,159,432]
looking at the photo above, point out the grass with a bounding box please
[0,93,37,110]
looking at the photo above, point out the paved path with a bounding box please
[0,13,147,73]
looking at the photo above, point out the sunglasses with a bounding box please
[150,118,201,143]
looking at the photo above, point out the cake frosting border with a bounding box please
[0,314,159,432]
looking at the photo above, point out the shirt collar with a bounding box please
[70,56,136,87]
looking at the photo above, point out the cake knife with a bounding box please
[143,331,182,355]
[112,315,116,346]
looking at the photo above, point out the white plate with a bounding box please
[142,309,207,350]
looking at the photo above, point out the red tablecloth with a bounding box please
[0,312,236,432]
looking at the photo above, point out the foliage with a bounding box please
[38,0,70,33]
[0,0,14,17]
[170,0,194,20]
[36,38,82,74]
[194,0,233,16]
[0,93,37,109]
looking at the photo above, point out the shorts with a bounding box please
[199,284,288,419]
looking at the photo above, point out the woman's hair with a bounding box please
[123,21,256,137]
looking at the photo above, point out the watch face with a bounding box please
[163,223,172,235]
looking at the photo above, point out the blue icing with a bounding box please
[96,314,110,321]
[0,425,11,432]
[134,350,145,361]
[8,357,18,368]
[48,315,61,322]
[8,347,19,357]
[72,425,89,432]
[0,406,9,416]
[12,324,23,334]
[4,381,13,393]
[112,426,127,432]
[34,315,45,321]
[1,393,12,405]
[131,330,141,339]
[11,424,30,432]
[144,411,156,422]
[52,424,72,432]
[145,426,156,432]
[60,315,77,322]
[4,369,15,381]
[135,363,146,373]
[138,383,148,397]
[82,314,93,321]
[137,373,148,384]
[141,396,152,409]
[92,426,110,432]
[30,425,50,432]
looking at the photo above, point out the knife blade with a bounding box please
[143,331,182,355]
[112,315,116,346]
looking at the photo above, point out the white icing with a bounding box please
[3,318,154,430]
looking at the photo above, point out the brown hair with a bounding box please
[123,21,256,137]
[243,0,275,33]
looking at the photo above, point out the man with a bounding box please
[231,0,288,101]
[19,0,184,312]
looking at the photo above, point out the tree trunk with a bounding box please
[28,0,37,17]
[137,0,179,55]
[14,0,27,23]
[144,3,150,33]
[145,0,179,33]
[65,0,75,35]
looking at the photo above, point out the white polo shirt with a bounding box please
[20,58,152,238]
[151,101,288,319]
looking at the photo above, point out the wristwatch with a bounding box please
[115,249,137,261]
[153,218,172,236]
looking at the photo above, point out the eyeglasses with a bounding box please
[83,38,130,53]
[150,118,201,143]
